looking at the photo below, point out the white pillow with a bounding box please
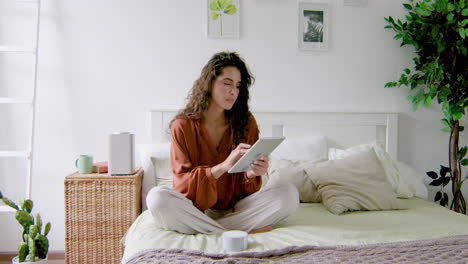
[395,161,428,199]
[136,142,171,209]
[150,157,173,188]
[265,159,322,203]
[270,136,327,161]
[328,142,414,198]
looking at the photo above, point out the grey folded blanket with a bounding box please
[124,235,468,264]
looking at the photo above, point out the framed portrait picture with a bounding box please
[298,2,329,51]
[207,0,240,39]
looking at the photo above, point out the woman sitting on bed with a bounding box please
[146,51,299,235]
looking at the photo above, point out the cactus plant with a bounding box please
[1,190,51,262]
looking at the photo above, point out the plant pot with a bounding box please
[11,256,48,264]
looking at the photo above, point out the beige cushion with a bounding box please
[266,159,321,203]
[328,142,413,198]
[305,148,407,215]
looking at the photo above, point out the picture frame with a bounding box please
[298,2,329,51]
[207,0,240,39]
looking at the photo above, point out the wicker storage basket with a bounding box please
[64,168,143,264]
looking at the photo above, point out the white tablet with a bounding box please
[228,137,285,174]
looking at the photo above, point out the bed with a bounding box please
[121,110,468,264]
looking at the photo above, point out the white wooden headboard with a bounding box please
[147,110,398,160]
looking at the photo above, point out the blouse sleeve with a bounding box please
[240,116,263,195]
[170,119,218,212]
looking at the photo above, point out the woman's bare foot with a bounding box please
[249,225,273,234]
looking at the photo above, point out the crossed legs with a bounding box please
[146,183,299,235]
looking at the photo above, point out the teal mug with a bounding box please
[75,155,93,174]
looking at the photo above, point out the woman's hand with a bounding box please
[246,156,269,178]
[222,143,251,172]
[211,143,251,179]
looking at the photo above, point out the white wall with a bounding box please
[0,0,466,252]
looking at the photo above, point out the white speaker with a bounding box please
[108,132,135,175]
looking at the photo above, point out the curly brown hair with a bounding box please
[174,51,255,146]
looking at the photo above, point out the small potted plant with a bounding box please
[0,190,51,264]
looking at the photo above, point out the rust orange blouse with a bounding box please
[170,116,262,212]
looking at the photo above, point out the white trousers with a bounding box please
[146,183,299,234]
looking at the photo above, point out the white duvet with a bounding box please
[121,198,468,263]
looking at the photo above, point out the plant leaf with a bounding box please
[36,214,43,234]
[218,0,229,9]
[448,3,456,12]
[29,224,39,238]
[458,146,467,160]
[35,235,49,259]
[18,242,28,262]
[28,234,36,262]
[459,28,466,39]
[427,171,439,179]
[403,3,412,10]
[416,6,432,16]
[462,8,468,15]
[453,111,463,121]
[443,177,451,187]
[447,13,455,21]
[2,197,19,210]
[435,0,447,12]
[441,127,451,133]
[435,191,442,201]
[438,86,451,103]
[440,196,447,206]
[462,159,468,166]
[430,177,443,186]
[20,200,33,213]
[425,3,434,12]
[15,210,33,230]
[211,12,219,20]
[462,19,468,27]
[209,0,220,11]
[440,165,451,177]
[441,118,450,127]
[424,94,432,107]
[224,4,237,15]
[44,222,51,236]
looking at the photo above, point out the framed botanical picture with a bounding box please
[298,2,329,51]
[207,0,240,39]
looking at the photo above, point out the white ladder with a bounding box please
[0,0,41,212]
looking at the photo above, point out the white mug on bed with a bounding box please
[222,230,248,252]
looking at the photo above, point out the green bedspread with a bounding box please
[122,198,468,263]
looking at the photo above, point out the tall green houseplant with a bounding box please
[384,0,468,214]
